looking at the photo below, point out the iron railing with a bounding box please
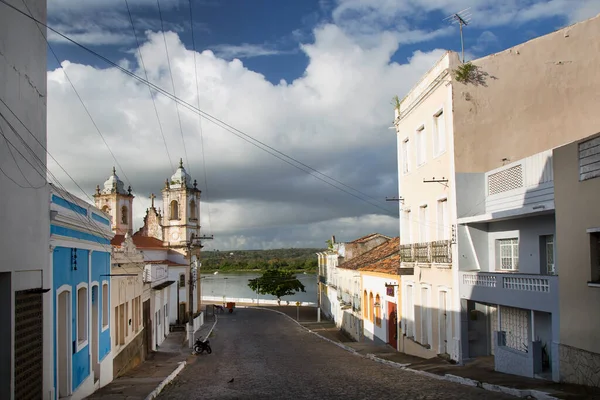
[400,240,452,264]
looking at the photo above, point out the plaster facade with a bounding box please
[554,133,600,387]
[0,0,51,398]
[361,272,400,349]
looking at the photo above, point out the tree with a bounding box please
[248,269,306,305]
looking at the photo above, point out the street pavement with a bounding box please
[157,307,514,400]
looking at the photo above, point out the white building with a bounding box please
[0,0,51,398]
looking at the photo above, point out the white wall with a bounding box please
[362,275,399,345]
[0,1,50,398]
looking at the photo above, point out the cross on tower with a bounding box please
[150,193,156,208]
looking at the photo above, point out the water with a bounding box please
[200,272,317,303]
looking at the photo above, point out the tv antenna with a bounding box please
[444,8,472,63]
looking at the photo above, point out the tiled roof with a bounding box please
[147,259,187,267]
[111,234,165,249]
[338,237,399,271]
[349,233,391,244]
[359,254,400,274]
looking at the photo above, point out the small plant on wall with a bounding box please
[391,95,401,112]
[453,62,478,83]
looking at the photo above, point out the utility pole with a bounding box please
[187,234,213,348]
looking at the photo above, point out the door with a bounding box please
[143,300,151,356]
[14,290,44,400]
[387,302,397,349]
[92,285,99,382]
[439,291,448,354]
[57,291,71,398]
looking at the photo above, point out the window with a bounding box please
[416,126,426,166]
[170,200,179,220]
[118,304,125,344]
[375,294,382,327]
[114,306,119,346]
[433,110,445,156]
[403,210,411,243]
[405,285,414,338]
[133,297,139,332]
[579,136,600,181]
[189,200,197,220]
[179,274,186,288]
[102,283,109,329]
[498,238,519,271]
[590,232,600,282]
[544,235,555,275]
[421,287,430,346]
[121,205,128,224]
[77,285,88,346]
[363,290,368,319]
[419,205,428,242]
[402,139,410,173]
[437,199,448,240]
[369,292,374,322]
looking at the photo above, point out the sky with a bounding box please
[29,0,600,250]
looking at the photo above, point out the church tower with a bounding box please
[161,159,201,250]
[94,167,134,235]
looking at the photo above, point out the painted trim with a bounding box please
[432,106,447,159]
[51,225,111,246]
[50,238,109,253]
[75,282,89,353]
[55,285,73,398]
[52,194,87,216]
[101,281,110,332]
[91,213,110,226]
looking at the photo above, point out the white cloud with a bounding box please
[46,25,444,249]
[471,31,500,54]
[210,43,293,59]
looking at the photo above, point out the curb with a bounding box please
[144,361,186,400]
[246,307,559,400]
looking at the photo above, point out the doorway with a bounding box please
[57,290,71,397]
[439,291,448,355]
[91,285,99,382]
[143,300,151,357]
[387,302,397,349]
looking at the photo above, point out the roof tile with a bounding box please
[338,237,399,271]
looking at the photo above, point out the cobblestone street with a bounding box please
[158,308,514,400]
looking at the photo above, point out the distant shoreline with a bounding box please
[200,269,317,275]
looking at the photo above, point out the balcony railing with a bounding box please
[459,271,558,313]
[400,240,452,264]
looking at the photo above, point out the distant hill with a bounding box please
[200,248,324,272]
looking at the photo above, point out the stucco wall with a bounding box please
[453,14,600,173]
[554,135,600,386]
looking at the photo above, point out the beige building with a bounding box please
[395,51,460,361]
[554,133,600,388]
[395,12,600,375]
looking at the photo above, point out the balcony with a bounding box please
[459,271,558,313]
[399,240,452,265]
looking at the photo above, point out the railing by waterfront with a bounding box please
[201,295,317,307]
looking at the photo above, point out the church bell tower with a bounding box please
[94,167,134,235]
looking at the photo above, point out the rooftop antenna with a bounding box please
[444,8,472,63]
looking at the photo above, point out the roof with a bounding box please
[338,237,399,271]
[147,259,187,267]
[349,233,391,244]
[359,254,400,274]
[111,234,165,249]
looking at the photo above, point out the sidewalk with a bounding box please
[293,318,600,399]
[87,316,215,399]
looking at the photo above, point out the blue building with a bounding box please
[49,184,115,399]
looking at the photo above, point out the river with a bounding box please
[200,272,317,304]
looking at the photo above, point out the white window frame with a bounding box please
[101,281,109,332]
[498,238,519,271]
[419,204,428,243]
[402,138,410,174]
[433,109,446,157]
[76,282,89,352]
[416,125,426,167]
[545,235,555,275]
[437,198,448,240]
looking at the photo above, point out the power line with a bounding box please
[1,0,398,218]
[188,0,213,239]
[124,0,174,172]
[18,0,133,189]
[156,0,190,174]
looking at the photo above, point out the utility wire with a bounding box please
[156,0,190,173]
[18,0,133,189]
[124,0,174,172]
[188,0,213,239]
[0,123,45,189]
[2,0,398,218]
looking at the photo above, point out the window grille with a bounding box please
[498,238,519,271]
[488,165,523,195]
[500,306,528,353]
[579,136,600,181]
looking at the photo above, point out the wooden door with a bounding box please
[387,302,397,349]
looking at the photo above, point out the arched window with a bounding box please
[170,200,179,220]
[101,205,109,214]
[121,206,128,224]
[369,292,374,322]
[375,294,382,327]
[363,290,368,319]
[189,199,197,220]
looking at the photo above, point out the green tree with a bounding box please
[248,269,306,305]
